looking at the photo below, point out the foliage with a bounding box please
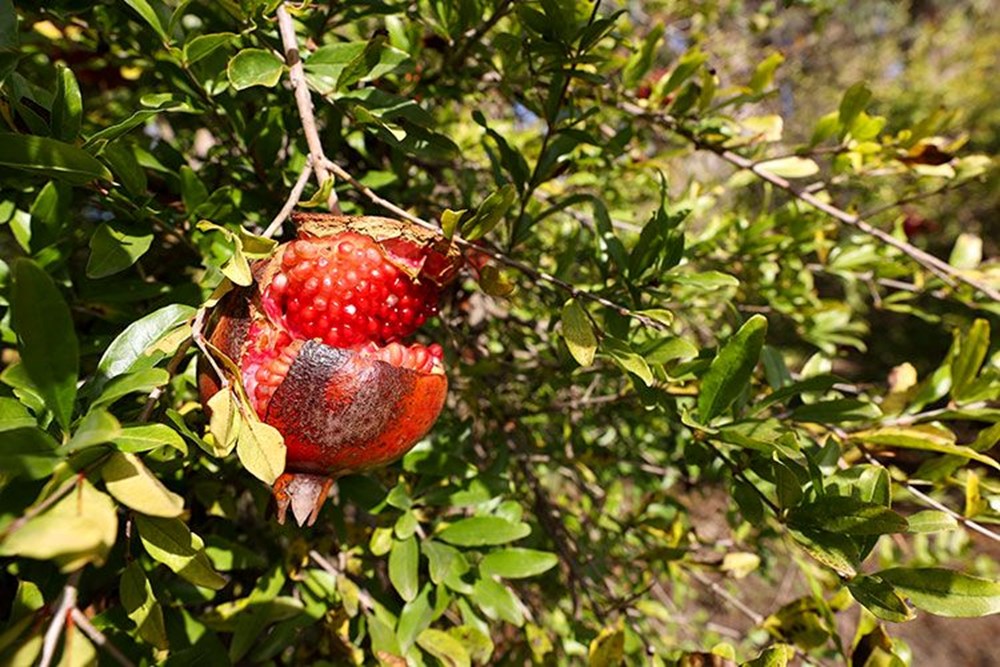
[2,1,999,665]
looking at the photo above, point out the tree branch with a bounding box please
[39,571,80,667]
[621,101,1000,303]
[276,3,340,213]
[70,608,136,667]
[263,157,314,238]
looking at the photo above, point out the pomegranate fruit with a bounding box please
[199,214,462,525]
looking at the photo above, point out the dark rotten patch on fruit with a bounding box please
[199,214,462,526]
[265,340,447,474]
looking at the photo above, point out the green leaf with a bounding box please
[101,141,147,195]
[851,426,1000,472]
[206,390,239,457]
[123,0,169,41]
[183,32,237,65]
[227,49,285,91]
[0,0,18,49]
[789,529,859,577]
[479,265,516,297]
[744,645,795,667]
[0,133,112,184]
[441,208,466,239]
[134,515,226,590]
[847,575,915,623]
[789,497,907,535]
[417,628,471,667]
[97,303,194,380]
[480,548,559,579]
[0,480,117,572]
[905,510,959,534]
[588,622,625,667]
[791,399,881,424]
[662,49,706,96]
[471,577,523,626]
[113,423,188,454]
[389,535,419,602]
[561,299,597,366]
[121,562,169,649]
[602,337,654,386]
[51,65,82,142]
[839,82,872,130]
[11,258,79,429]
[85,99,194,147]
[462,184,517,241]
[87,223,154,279]
[423,540,467,587]
[236,415,286,485]
[877,568,1000,618]
[0,427,59,479]
[698,315,768,422]
[91,368,170,410]
[304,41,409,94]
[333,35,409,90]
[438,516,531,547]
[756,156,820,178]
[951,319,989,398]
[397,585,433,650]
[0,397,35,432]
[102,451,184,517]
[179,165,209,214]
[622,24,664,87]
[65,408,121,451]
[749,52,785,94]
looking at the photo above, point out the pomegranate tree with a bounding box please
[199,214,462,525]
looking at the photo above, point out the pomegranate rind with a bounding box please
[290,213,462,284]
[264,340,448,475]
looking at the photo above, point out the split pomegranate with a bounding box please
[199,214,462,525]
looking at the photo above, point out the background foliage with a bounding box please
[1,1,999,665]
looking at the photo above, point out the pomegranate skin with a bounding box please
[263,340,447,475]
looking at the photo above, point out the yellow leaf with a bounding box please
[237,415,286,485]
[102,452,184,518]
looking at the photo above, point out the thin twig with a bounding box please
[308,549,375,610]
[276,3,340,213]
[319,158,669,331]
[687,569,763,624]
[688,569,829,667]
[39,571,81,667]
[854,442,1000,544]
[138,337,193,422]
[621,102,1000,303]
[263,158,314,238]
[70,608,136,667]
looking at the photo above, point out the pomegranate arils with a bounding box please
[359,341,444,375]
[266,232,438,349]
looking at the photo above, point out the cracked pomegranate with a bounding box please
[199,214,462,525]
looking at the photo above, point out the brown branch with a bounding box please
[276,3,340,213]
[70,608,136,667]
[621,102,1000,303]
[138,337,193,422]
[263,157,314,238]
[319,158,669,331]
[308,549,375,611]
[39,571,80,667]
